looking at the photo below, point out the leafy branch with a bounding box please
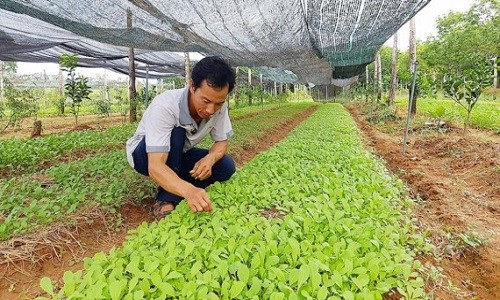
[442,55,493,131]
[59,54,91,125]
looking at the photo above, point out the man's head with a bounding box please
[188,56,235,120]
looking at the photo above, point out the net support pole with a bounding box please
[127,9,137,123]
[158,76,163,93]
[145,64,149,107]
[493,57,497,100]
[184,52,191,86]
[104,69,109,102]
[403,61,418,154]
[0,60,3,102]
[260,74,263,111]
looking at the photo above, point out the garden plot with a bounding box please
[0,104,316,241]
[40,104,426,299]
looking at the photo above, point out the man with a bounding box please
[126,56,236,220]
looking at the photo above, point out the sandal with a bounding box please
[153,201,176,220]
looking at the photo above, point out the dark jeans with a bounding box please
[132,127,236,204]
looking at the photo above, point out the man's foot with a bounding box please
[153,201,176,221]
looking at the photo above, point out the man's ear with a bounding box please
[189,79,195,92]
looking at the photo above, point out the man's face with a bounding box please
[189,79,229,120]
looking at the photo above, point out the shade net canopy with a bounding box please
[0,0,430,84]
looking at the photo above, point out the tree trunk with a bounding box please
[31,120,42,138]
[465,110,471,132]
[127,9,137,123]
[248,68,252,85]
[184,52,191,87]
[376,50,382,102]
[389,32,398,107]
[409,17,417,115]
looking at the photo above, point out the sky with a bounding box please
[385,0,474,50]
[16,0,475,79]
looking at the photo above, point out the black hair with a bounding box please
[191,56,235,93]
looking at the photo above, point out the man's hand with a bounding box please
[185,186,213,212]
[190,154,216,181]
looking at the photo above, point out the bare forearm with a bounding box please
[207,140,228,163]
[149,164,194,199]
[148,152,212,212]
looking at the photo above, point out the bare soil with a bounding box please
[0,105,281,140]
[347,105,499,300]
[0,107,317,299]
[0,113,128,140]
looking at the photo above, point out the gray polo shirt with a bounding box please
[125,87,234,168]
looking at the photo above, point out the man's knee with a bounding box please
[218,155,236,181]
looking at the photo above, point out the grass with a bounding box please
[395,97,500,132]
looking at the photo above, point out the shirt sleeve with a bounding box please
[210,103,234,141]
[144,104,176,153]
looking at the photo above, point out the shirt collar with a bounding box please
[179,86,193,125]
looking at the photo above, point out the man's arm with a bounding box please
[190,140,228,181]
[148,152,213,212]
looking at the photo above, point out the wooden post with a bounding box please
[58,67,64,97]
[389,32,398,107]
[145,65,149,106]
[184,52,191,87]
[158,77,164,93]
[493,57,497,100]
[42,69,47,98]
[0,61,3,103]
[259,74,263,111]
[375,50,382,102]
[104,69,109,102]
[233,67,239,107]
[127,9,137,123]
[365,65,369,102]
[409,17,417,114]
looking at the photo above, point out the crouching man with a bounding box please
[126,56,236,220]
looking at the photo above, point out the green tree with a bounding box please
[1,61,17,75]
[1,61,18,102]
[421,0,499,79]
[0,84,38,133]
[366,46,393,92]
[443,55,493,131]
[60,54,91,125]
[163,76,185,89]
[137,85,157,108]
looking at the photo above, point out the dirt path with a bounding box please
[347,106,500,300]
[0,107,317,299]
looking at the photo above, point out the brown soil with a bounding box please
[261,207,286,219]
[0,106,282,140]
[0,113,128,140]
[347,105,500,300]
[0,106,317,299]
